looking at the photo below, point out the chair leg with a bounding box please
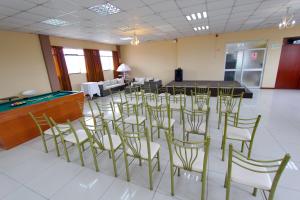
[124,153,130,182]
[77,144,85,167]
[108,151,112,159]
[111,150,118,177]
[91,147,99,172]
[218,112,221,129]
[158,128,160,138]
[226,176,231,200]
[150,126,154,142]
[241,141,245,153]
[222,137,226,161]
[177,168,180,176]
[62,140,70,162]
[170,165,175,196]
[148,158,153,190]
[157,152,160,171]
[201,172,206,200]
[252,188,257,196]
[41,135,48,153]
[53,136,60,157]
[224,173,227,188]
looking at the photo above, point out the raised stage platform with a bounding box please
[165,80,253,98]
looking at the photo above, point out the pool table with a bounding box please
[0,91,84,149]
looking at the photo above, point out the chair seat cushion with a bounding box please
[64,129,88,144]
[173,148,205,172]
[124,115,146,124]
[44,124,70,136]
[126,140,160,159]
[152,118,175,129]
[94,134,121,150]
[231,158,272,190]
[226,126,251,140]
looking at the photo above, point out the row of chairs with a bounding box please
[29,86,290,200]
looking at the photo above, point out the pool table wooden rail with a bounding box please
[0,92,84,149]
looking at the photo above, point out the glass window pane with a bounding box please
[101,56,113,70]
[242,71,262,87]
[65,55,86,74]
[224,71,241,82]
[63,48,84,55]
[225,51,243,69]
[99,51,113,57]
[242,50,265,69]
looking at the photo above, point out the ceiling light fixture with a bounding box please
[279,7,296,29]
[193,25,209,32]
[42,18,69,26]
[131,33,140,46]
[194,27,198,31]
[206,25,209,30]
[186,11,208,21]
[198,27,201,30]
[202,26,205,30]
[88,2,120,16]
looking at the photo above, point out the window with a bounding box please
[63,48,86,74]
[99,51,114,70]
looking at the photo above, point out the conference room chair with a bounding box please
[115,124,160,190]
[29,112,70,157]
[181,107,210,140]
[216,86,234,113]
[191,90,210,111]
[147,103,175,141]
[218,92,244,129]
[221,113,261,161]
[224,144,290,200]
[164,129,210,200]
[117,102,146,132]
[80,119,122,176]
[169,86,186,123]
[124,90,144,115]
[95,101,121,129]
[50,118,89,166]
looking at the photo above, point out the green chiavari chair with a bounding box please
[80,119,122,176]
[191,89,210,111]
[115,124,160,190]
[50,118,89,166]
[169,86,186,123]
[225,144,290,200]
[29,112,70,156]
[216,86,234,113]
[125,90,143,115]
[95,101,121,129]
[221,112,261,161]
[158,86,171,106]
[117,101,146,132]
[218,92,243,129]
[147,103,175,141]
[181,107,210,140]
[164,130,210,200]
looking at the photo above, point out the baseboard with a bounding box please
[261,87,275,89]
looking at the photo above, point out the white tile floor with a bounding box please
[0,89,299,200]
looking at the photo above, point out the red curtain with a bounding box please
[51,46,72,91]
[112,51,120,79]
[84,49,104,82]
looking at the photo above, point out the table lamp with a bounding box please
[117,63,131,79]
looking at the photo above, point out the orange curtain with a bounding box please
[51,46,72,91]
[112,51,120,78]
[84,49,104,82]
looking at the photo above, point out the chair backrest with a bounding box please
[228,144,290,200]
[193,86,209,96]
[116,124,151,159]
[95,101,115,116]
[80,119,111,150]
[191,92,210,111]
[111,91,125,103]
[225,113,261,141]
[147,104,171,128]
[220,92,243,113]
[218,86,234,97]
[182,108,209,137]
[165,130,210,172]
[172,86,186,95]
[29,112,51,136]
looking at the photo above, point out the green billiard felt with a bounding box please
[0,91,76,112]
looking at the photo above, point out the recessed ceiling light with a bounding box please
[206,25,209,30]
[42,18,69,26]
[197,13,202,19]
[193,27,198,31]
[120,37,133,40]
[191,13,196,20]
[203,11,207,18]
[186,15,191,21]
[197,27,201,30]
[88,2,120,16]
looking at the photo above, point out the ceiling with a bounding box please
[0,0,299,44]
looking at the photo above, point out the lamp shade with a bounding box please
[117,63,131,72]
